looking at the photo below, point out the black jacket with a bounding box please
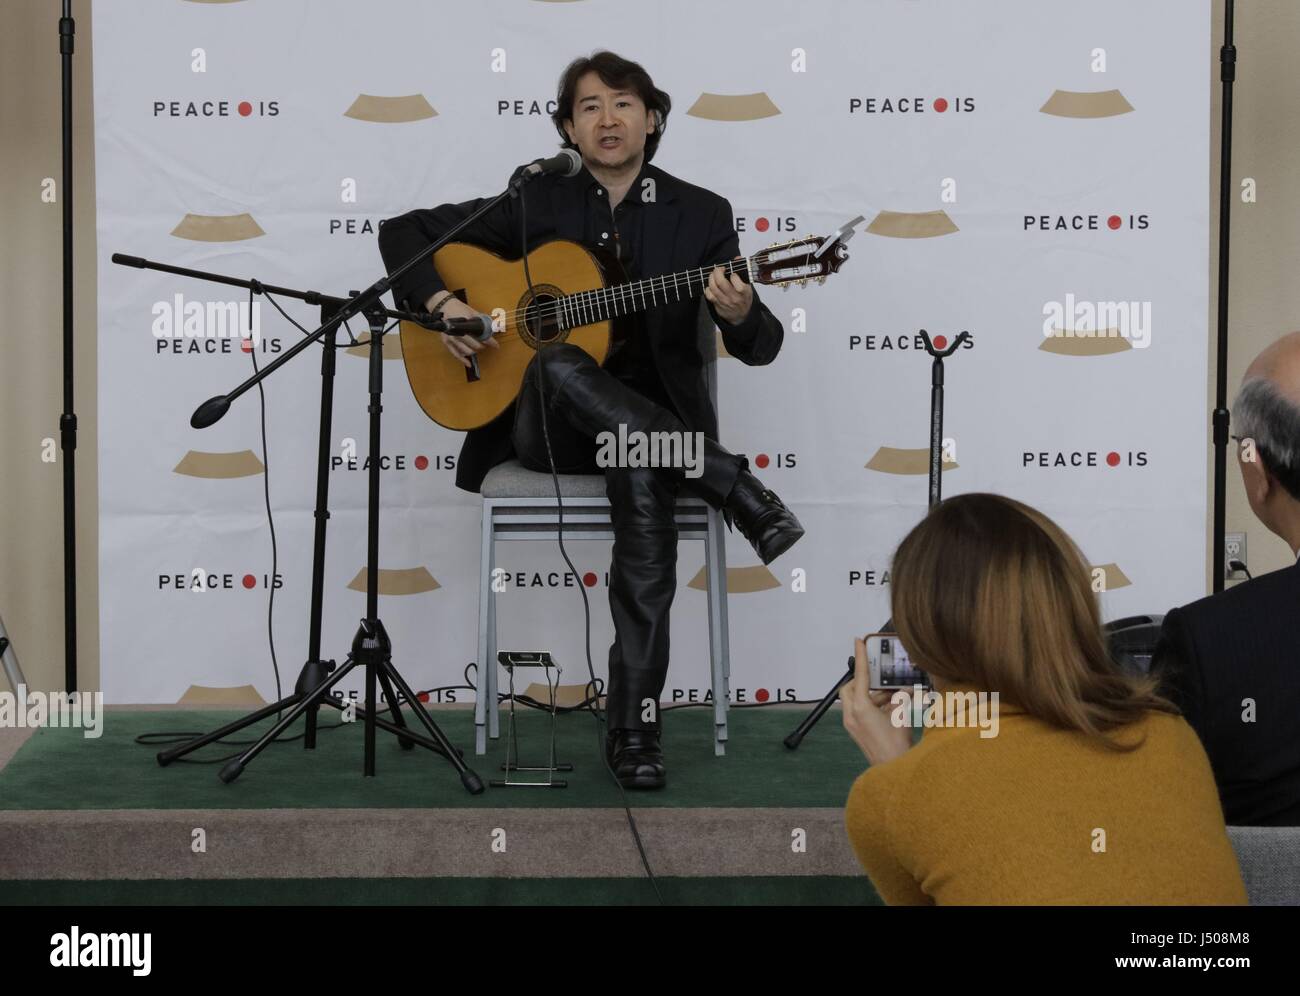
[1151,558,1300,826]
[377,161,785,493]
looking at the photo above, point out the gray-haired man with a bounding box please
[1152,331,1300,826]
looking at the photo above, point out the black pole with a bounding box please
[1212,0,1236,593]
[59,2,77,693]
[919,329,968,506]
[784,329,968,750]
[928,346,945,507]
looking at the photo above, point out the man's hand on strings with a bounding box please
[704,256,754,326]
[431,295,499,368]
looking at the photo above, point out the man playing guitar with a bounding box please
[378,50,804,789]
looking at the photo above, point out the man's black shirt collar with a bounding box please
[563,158,676,204]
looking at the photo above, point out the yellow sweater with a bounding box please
[844,701,1247,905]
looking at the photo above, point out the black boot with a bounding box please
[605,728,667,790]
[723,469,805,565]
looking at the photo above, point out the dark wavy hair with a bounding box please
[551,51,671,162]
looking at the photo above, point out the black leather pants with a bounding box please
[511,343,745,732]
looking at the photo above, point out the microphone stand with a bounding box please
[783,330,968,749]
[119,180,536,793]
[1211,0,1236,592]
[58,1,78,694]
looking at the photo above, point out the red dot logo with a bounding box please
[414,455,429,470]
[240,337,253,353]
[933,98,949,113]
[1106,452,1121,467]
[242,574,256,589]
[417,691,431,703]
[755,217,770,232]
[933,334,948,350]
[238,101,253,117]
[755,453,770,469]
[755,688,770,703]
[582,571,598,587]
[1108,215,1122,230]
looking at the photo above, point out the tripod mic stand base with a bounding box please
[784,657,855,750]
[155,641,483,794]
[219,759,244,784]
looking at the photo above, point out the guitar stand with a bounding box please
[157,301,483,794]
[783,329,969,749]
[490,651,571,788]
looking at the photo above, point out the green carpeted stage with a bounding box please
[0,705,881,905]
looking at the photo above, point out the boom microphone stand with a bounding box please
[112,257,478,790]
[784,330,969,749]
[114,186,527,792]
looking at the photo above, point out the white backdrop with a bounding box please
[94,0,1210,705]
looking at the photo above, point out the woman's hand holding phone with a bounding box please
[840,635,916,766]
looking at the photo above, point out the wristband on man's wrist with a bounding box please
[428,291,453,316]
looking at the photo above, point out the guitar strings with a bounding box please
[456,255,757,343]
[497,249,784,328]
[422,241,821,345]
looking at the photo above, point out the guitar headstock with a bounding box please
[748,216,862,290]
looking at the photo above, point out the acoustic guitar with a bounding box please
[399,224,859,431]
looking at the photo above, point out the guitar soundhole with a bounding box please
[519,289,568,348]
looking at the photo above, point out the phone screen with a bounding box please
[866,633,931,690]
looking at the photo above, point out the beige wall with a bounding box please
[2,0,98,696]
[1210,1,1300,582]
[3,1,1298,696]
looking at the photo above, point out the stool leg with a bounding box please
[487,563,500,740]
[0,612,27,691]
[706,506,731,756]
[476,503,493,756]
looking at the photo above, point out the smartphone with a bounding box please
[864,633,931,691]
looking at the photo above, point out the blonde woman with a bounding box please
[841,493,1246,905]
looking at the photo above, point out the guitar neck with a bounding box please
[557,256,753,328]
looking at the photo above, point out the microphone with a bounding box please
[512,148,582,187]
[437,314,497,343]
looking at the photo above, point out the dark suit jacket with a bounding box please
[1151,558,1300,826]
[377,161,785,493]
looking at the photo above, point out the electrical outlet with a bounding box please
[1225,532,1247,580]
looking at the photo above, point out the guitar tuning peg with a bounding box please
[817,276,827,285]
[781,284,790,292]
[798,278,808,287]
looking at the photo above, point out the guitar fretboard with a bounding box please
[552,256,754,330]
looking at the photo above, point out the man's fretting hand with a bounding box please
[704,256,754,326]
